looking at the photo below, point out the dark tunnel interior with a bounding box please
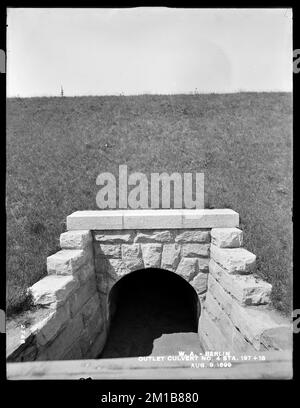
[99,268,201,358]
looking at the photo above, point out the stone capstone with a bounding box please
[67,209,239,230]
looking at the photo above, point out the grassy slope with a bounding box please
[6,93,292,316]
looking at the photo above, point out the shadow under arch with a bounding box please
[99,268,201,359]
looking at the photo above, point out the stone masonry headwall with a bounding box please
[6,209,292,362]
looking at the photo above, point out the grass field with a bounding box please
[6,93,292,317]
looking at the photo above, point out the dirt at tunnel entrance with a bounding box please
[99,269,203,358]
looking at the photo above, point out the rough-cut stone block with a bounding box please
[31,304,70,346]
[211,227,243,248]
[29,275,79,307]
[199,292,206,305]
[123,258,144,273]
[210,244,256,274]
[68,277,97,317]
[94,257,117,293]
[190,272,208,294]
[60,230,92,249]
[81,293,101,326]
[80,320,104,356]
[108,258,144,278]
[61,341,82,360]
[209,259,272,305]
[134,230,173,243]
[84,307,103,343]
[97,244,121,258]
[182,243,210,258]
[197,258,210,273]
[85,328,107,359]
[208,274,291,350]
[176,258,198,282]
[73,260,95,283]
[79,294,104,356]
[121,244,141,259]
[161,244,181,271]
[45,313,85,360]
[205,292,254,353]
[141,243,162,268]
[47,249,91,275]
[94,231,134,243]
[198,310,231,351]
[183,209,239,229]
[67,211,123,230]
[175,229,210,243]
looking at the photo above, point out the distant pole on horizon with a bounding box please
[60,86,64,97]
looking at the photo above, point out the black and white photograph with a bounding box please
[4,7,293,381]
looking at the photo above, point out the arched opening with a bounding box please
[99,268,202,358]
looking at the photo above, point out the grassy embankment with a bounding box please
[6,93,292,317]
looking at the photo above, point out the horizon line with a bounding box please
[7,90,293,99]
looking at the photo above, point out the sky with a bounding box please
[7,8,293,97]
